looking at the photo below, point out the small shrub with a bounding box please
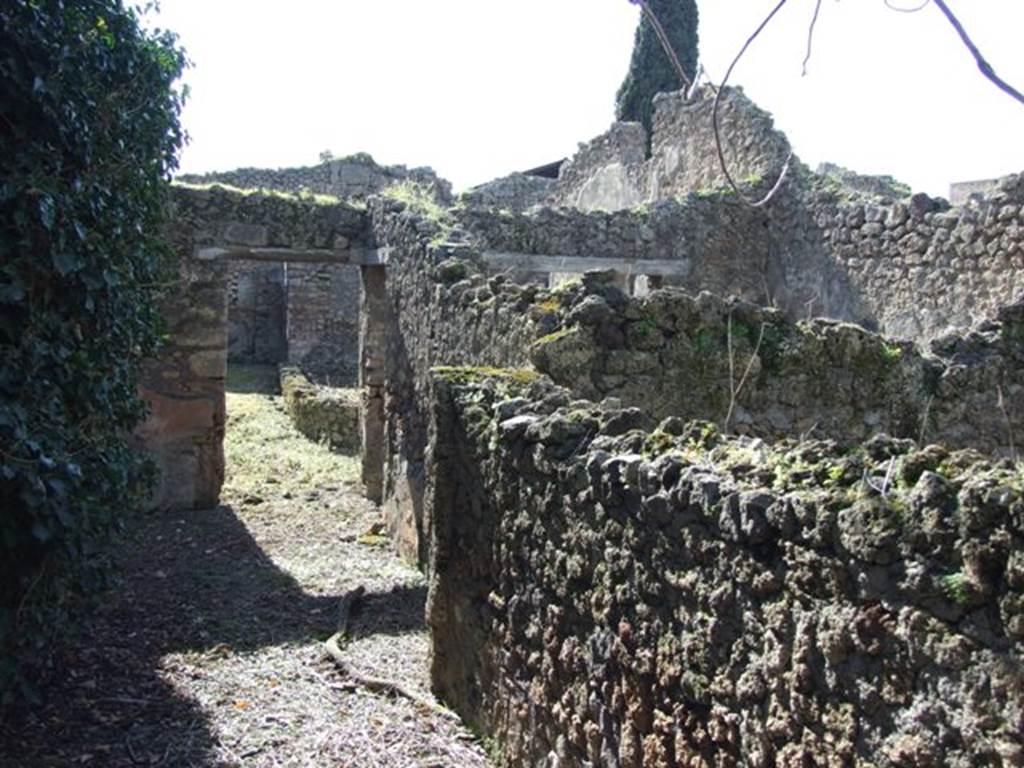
[941,572,970,605]
[382,180,447,221]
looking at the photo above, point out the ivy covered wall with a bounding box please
[0,0,187,700]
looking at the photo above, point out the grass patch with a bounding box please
[224,365,360,500]
[172,181,347,207]
[534,327,579,347]
[433,366,539,387]
[382,180,447,220]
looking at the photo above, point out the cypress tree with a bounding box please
[616,0,699,144]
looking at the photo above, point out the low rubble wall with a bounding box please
[280,366,360,453]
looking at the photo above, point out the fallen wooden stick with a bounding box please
[322,586,460,723]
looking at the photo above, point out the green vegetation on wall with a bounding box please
[0,0,187,701]
[616,0,699,147]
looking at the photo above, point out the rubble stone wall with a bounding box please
[544,87,1024,341]
[530,276,1024,456]
[426,374,1024,767]
[457,194,775,306]
[369,200,538,561]
[177,152,452,203]
[460,172,556,213]
[280,365,360,453]
[371,196,1024,564]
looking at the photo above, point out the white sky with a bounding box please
[153,1,1024,197]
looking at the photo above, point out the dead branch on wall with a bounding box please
[802,0,824,76]
[323,586,461,722]
[723,312,768,432]
[711,0,796,208]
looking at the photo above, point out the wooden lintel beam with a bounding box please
[480,251,690,277]
[196,246,387,265]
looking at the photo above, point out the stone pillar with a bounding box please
[136,255,228,510]
[359,265,388,503]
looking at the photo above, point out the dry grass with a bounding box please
[224,364,361,501]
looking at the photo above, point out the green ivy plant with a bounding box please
[0,0,187,702]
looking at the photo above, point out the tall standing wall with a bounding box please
[544,87,1024,341]
[425,375,1023,767]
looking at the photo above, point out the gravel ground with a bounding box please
[0,365,492,768]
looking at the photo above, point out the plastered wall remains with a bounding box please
[460,172,556,213]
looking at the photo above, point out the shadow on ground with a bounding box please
[0,503,425,768]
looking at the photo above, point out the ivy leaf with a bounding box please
[38,197,55,231]
[0,283,26,303]
[52,252,78,275]
[30,521,51,542]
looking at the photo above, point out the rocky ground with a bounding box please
[0,365,492,768]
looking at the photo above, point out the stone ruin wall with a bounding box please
[139,185,368,510]
[176,152,452,203]
[368,200,539,561]
[426,374,1024,767]
[544,86,1024,343]
[179,153,454,385]
[362,193,1023,765]
[370,194,1024,561]
[460,172,557,213]
[142,88,1024,765]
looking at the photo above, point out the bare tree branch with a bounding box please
[713,0,795,208]
[930,0,1024,107]
[885,0,931,13]
[802,0,824,75]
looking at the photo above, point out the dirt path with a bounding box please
[0,366,492,768]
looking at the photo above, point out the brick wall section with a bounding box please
[288,262,361,385]
[425,375,1024,767]
[227,259,287,364]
